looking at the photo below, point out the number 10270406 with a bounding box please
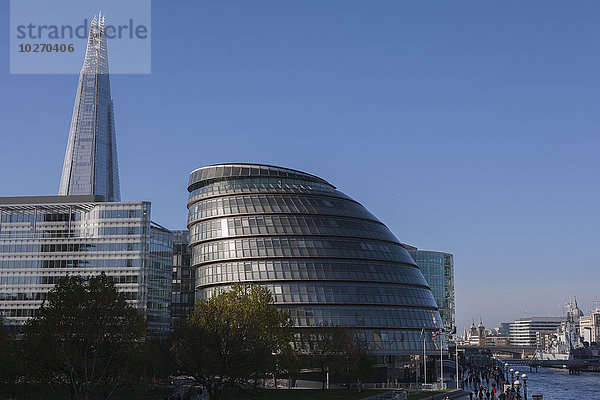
[18,43,74,53]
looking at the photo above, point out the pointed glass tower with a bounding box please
[59,12,121,201]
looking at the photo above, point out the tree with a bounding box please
[341,333,375,389]
[172,283,292,400]
[0,317,17,387]
[23,274,146,400]
[301,324,375,390]
[301,323,353,390]
[275,343,302,389]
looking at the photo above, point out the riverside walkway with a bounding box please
[360,389,469,400]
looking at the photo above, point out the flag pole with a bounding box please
[424,333,427,386]
[421,326,427,386]
[455,343,459,388]
[440,334,444,389]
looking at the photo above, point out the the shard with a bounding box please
[59,12,120,201]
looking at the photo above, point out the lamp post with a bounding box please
[514,380,522,400]
[509,368,515,390]
[515,371,520,382]
[522,374,528,400]
[504,363,509,383]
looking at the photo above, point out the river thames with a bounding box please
[504,367,600,400]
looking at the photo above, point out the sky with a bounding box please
[1,1,599,331]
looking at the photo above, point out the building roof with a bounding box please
[188,163,334,191]
[0,195,106,205]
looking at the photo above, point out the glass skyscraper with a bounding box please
[405,246,455,339]
[0,14,172,338]
[187,163,446,358]
[0,196,172,337]
[170,230,194,331]
[59,12,120,202]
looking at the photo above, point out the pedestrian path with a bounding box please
[453,395,473,400]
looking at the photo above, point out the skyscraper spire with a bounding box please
[59,12,120,201]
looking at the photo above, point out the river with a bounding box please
[504,366,600,400]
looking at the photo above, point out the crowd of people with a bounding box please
[461,360,524,400]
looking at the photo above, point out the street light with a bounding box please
[504,363,509,382]
[514,380,522,400]
[515,371,520,381]
[510,368,515,389]
[522,374,528,400]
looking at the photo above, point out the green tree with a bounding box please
[275,343,302,389]
[341,333,375,389]
[172,283,292,400]
[301,324,376,390]
[0,317,17,388]
[23,274,146,400]
[301,323,353,390]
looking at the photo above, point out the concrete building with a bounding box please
[580,307,600,344]
[509,317,563,346]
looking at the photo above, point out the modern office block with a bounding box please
[580,309,600,344]
[0,195,172,337]
[59,12,120,201]
[187,163,446,356]
[509,317,563,346]
[171,230,194,330]
[404,246,455,338]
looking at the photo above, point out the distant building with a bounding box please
[404,245,455,337]
[580,306,600,344]
[485,334,510,347]
[171,230,194,330]
[497,322,511,336]
[465,319,486,346]
[0,195,172,337]
[509,317,563,346]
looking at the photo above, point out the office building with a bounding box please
[404,246,455,338]
[509,317,563,346]
[580,306,600,344]
[59,12,120,201]
[187,163,446,358]
[0,195,172,337]
[1,15,172,337]
[171,230,194,330]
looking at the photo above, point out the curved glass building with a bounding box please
[187,164,446,356]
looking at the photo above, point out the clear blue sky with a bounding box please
[1,1,599,331]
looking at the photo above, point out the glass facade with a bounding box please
[171,230,194,331]
[59,13,120,202]
[0,196,172,337]
[406,248,455,339]
[187,164,446,355]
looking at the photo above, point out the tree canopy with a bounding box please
[172,283,292,400]
[0,317,17,386]
[23,274,146,400]
[301,324,375,389]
